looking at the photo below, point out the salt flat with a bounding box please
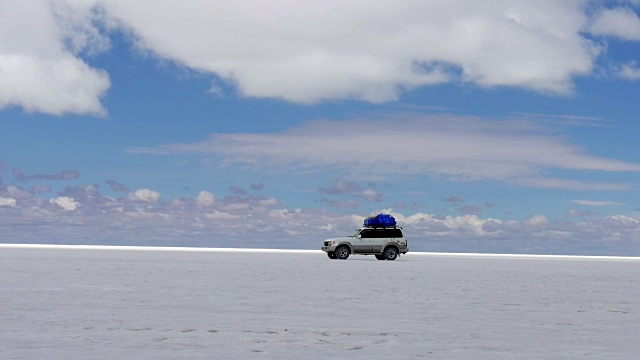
[2,246,640,359]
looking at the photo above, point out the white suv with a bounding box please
[321,227,409,260]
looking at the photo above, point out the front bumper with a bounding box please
[321,245,337,252]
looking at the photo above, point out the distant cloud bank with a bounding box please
[1,176,640,255]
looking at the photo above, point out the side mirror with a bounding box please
[356,235,362,239]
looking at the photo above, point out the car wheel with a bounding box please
[375,254,385,260]
[383,247,398,261]
[327,252,337,259]
[335,246,350,260]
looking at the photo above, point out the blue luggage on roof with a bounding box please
[364,214,396,228]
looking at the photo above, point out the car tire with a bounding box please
[335,246,350,260]
[375,254,385,260]
[327,252,337,259]
[383,246,398,261]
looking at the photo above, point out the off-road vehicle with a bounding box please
[321,227,409,260]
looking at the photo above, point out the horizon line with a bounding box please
[2,243,640,261]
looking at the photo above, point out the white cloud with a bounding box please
[195,190,215,207]
[5,186,33,200]
[571,200,623,206]
[126,189,161,203]
[589,7,640,41]
[0,197,17,207]
[132,114,640,191]
[51,0,112,56]
[389,210,500,237]
[0,0,110,116]
[513,177,633,191]
[617,61,640,80]
[567,209,598,218]
[56,1,608,104]
[360,189,382,202]
[203,211,240,221]
[258,197,278,207]
[49,196,79,211]
[526,215,549,226]
[602,214,640,227]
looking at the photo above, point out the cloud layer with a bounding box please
[132,114,640,191]
[2,1,640,115]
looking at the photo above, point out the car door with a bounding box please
[355,229,373,253]
[390,228,406,250]
[370,229,386,253]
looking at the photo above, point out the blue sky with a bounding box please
[2,0,640,254]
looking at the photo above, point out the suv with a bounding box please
[321,227,409,260]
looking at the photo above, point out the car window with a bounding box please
[361,228,403,238]
[360,230,373,238]
[390,229,403,238]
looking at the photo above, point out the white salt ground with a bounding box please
[2,245,640,359]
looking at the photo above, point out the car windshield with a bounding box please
[348,229,361,237]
